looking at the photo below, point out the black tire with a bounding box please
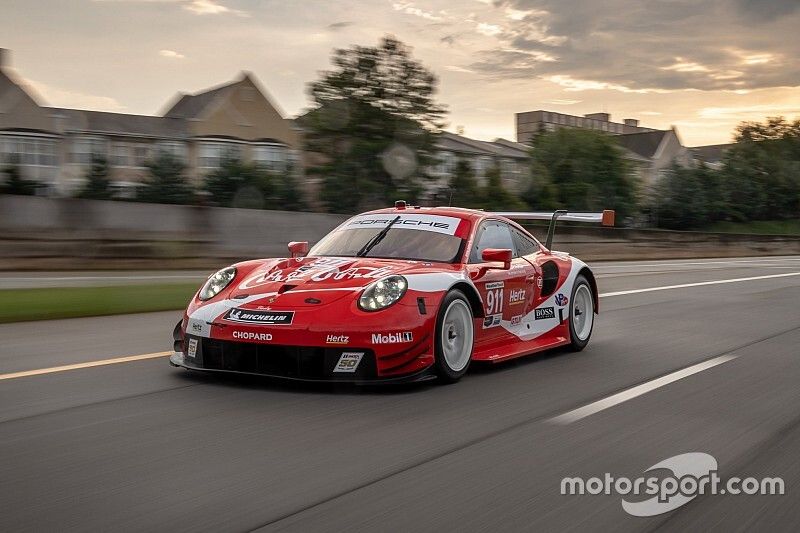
[433,289,475,383]
[567,274,595,351]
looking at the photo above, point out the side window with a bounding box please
[511,228,540,257]
[469,221,516,263]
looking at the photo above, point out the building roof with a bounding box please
[163,79,239,119]
[437,131,529,159]
[690,143,733,164]
[615,130,669,159]
[48,108,187,138]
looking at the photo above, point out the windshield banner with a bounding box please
[343,214,463,235]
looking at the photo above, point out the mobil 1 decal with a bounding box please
[483,281,504,329]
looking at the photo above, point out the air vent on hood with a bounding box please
[278,284,298,294]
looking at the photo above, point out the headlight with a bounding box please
[199,266,237,301]
[358,275,408,311]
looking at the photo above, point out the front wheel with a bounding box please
[433,290,475,383]
[568,275,595,351]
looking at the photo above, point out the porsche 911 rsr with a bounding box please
[170,203,614,384]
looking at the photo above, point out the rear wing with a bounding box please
[494,210,615,250]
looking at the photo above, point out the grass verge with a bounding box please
[704,220,800,235]
[0,283,198,323]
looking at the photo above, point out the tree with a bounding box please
[652,164,711,230]
[445,159,479,207]
[521,160,559,210]
[530,129,638,218]
[304,35,447,213]
[275,163,306,211]
[478,163,528,211]
[1,155,37,195]
[137,152,193,205]
[78,155,113,200]
[723,116,800,221]
[205,156,275,209]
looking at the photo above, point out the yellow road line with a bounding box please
[0,351,171,381]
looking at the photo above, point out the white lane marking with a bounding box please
[6,269,800,380]
[549,355,738,425]
[0,275,206,282]
[599,272,800,298]
[593,257,800,270]
[0,352,170,381]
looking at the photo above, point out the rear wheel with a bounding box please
[433,290,475,383]
[568,275,594,351]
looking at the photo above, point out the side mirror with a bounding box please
[288,241,309,258]
[481,248,512,270]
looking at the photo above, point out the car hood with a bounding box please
[229,256,443,307]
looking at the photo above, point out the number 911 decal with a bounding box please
[483,281,504,329]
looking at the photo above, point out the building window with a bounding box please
[71,137,107,164]
[1,135,58,166]
[110,143,130,167]
[474,156,493,178]
[133,145,150,167]
[198,141,242,169]
[434,151,456,176]
[156,141,187,162]
[252,143,288,172]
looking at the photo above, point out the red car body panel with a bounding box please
[171,206,599,382]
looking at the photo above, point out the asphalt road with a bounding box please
[1,256,800,532]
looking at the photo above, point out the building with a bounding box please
[429,132,531,195]
[515,110,656,144]
[0,49,300,195]
[690,143,733,170]
[615,127,692,184]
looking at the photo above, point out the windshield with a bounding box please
[310,227,464,263]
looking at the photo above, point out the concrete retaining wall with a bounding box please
[1,195,798,270]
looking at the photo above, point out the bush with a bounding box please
[137,152,194,204]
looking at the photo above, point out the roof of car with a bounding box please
[364,206,491,222]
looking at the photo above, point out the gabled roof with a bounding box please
[437,131,529,159]
[615,130,669,159]
[690,143,733,164]
[48,108,187,138]
[163,78,240,119]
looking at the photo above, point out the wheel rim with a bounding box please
[441,299,474,372]
[572,284,594,341]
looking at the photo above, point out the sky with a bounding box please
[1,0,798,146]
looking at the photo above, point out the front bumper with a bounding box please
[169,337,436,384]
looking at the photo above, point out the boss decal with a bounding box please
[224,308,294,325]
[535,307,556,320]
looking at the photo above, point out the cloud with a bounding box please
[392,2,443,21]
[94,0,247,16]
[469,0,800,93]
[159,49,185,59]
[24,78,126,112]
[444,65,475,73]
[326,21,353,31]
[698,104,800,120]
[476,22,502,36]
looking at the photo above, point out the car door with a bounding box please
[466,220,531,348]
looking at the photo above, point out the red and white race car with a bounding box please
[170,202,614,383]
